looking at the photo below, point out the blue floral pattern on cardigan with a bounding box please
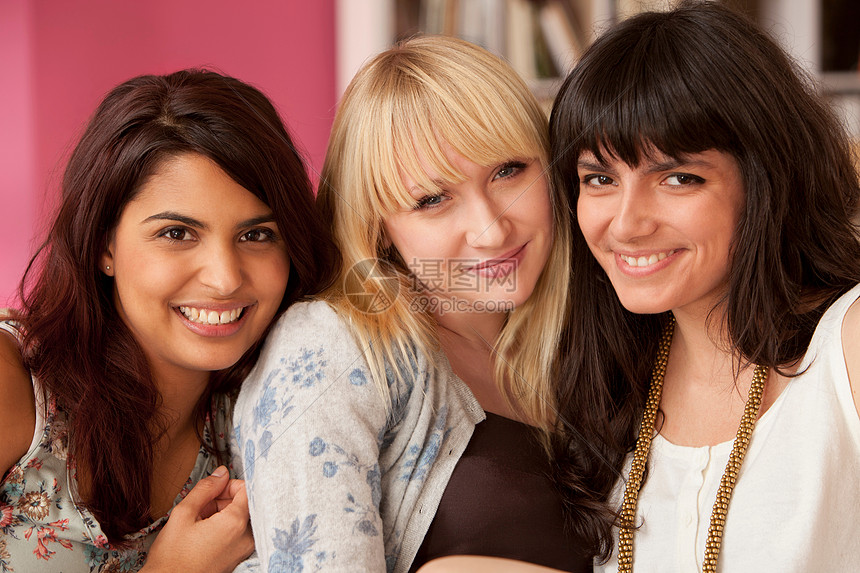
[232,302,484,573]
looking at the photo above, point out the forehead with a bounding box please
[121,154,271,222]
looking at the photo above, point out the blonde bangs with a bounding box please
[355,34,550,218]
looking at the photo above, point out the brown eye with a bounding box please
[159,227,192,241]
[665,173,705,186]
[240,228,277,242]
[584,174,615,186]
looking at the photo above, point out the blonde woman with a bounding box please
[232,36,593,572]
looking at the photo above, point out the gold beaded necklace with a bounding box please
[616,315,768,573]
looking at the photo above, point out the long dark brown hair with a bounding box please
[15,69,339,542]
[548,1,860,560]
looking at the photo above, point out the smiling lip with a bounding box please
[615,249,680,276]
[470,244,527,270]
[174,303,253,337]
[466,244,527,279]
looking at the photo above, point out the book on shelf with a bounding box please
[537,0,584,77]
[416,0,588,81]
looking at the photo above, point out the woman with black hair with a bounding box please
[552,2,860,571]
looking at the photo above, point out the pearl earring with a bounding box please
[106,265,111,270]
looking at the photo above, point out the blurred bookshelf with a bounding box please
[339,0,859,143]
[393,0,611,112]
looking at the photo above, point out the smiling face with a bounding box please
[576,148,744,319]
[102,153,290,384]
[382,144,553,317]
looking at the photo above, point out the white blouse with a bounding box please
[595,284,860,573]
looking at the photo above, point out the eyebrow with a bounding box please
[576,159,607,172]
[142,211,276,230]
[576,157,714,173]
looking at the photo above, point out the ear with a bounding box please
[100,239,116,277]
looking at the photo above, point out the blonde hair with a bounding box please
[318,35,571,432]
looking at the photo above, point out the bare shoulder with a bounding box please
[0,326,36,476]
[842,294,860,418]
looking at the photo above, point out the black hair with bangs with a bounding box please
[548,0,860,561]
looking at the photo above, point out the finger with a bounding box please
[226,478,246,498]
[216,480,250,520]
[213,479,245,502]
[213,479,246,512]
[172,465,230,521]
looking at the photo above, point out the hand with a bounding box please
[142,466,254,573]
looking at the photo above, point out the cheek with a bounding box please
[385,220,434,264]
[576,198,604,250]
[112,245,177,304]
[692,201,739,257]
[521,180,554,226]
[251,254,291,306]
[537,197,555,233]
[382,216,410,257]
[113,266,179,318]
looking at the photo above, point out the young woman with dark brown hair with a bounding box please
[0,69,338,572]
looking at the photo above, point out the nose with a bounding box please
[198,241,244,296]
[608,185,658,243]
[464,192,512,248]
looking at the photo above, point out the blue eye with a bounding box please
[493,161,527,180]
[414,194,447,210]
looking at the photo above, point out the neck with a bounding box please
[434,309,523,419]
[434,308,506,349]
[152,368,211,439]
[669,303,736,381]
[659,306,763,447]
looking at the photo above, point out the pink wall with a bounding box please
[1,0,37,308]
[1,0,336,306]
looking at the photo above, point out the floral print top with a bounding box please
[0,321,235,573]
[232,301,485,573]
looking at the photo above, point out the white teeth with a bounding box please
[621,251,672,268]
[178,306,244,325]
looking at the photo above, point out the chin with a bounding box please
[196,352,250,374]
[614,294,670,316]
[485,289,530,310]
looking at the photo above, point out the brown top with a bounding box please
[409,412,592,572]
